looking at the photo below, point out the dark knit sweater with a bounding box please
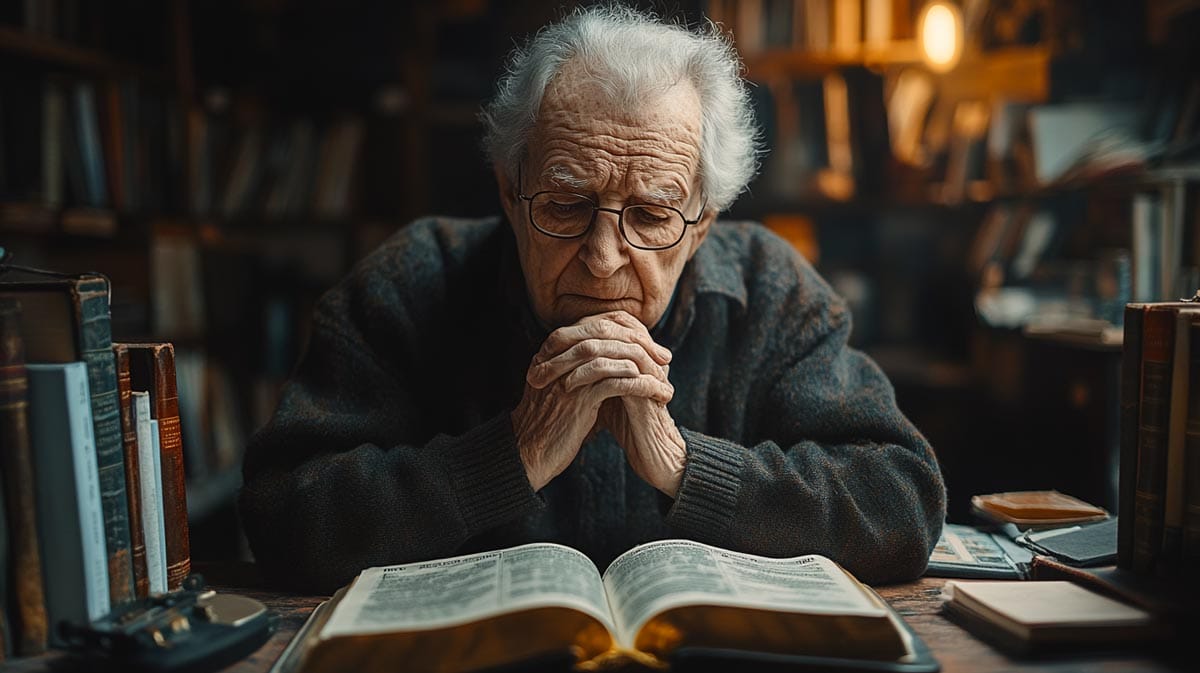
[239,216,946,593]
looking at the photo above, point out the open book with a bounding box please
[274,540,937,673]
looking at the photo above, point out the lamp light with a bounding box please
[918,1,964,72]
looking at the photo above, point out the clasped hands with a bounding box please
[512,310,686,497]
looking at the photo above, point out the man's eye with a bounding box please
[631,207,671,225]
[549,200,588,214]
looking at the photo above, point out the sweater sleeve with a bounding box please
[239,230,542,593]
[666,269,945,586]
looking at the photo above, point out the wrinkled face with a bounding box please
[497,59,715,330]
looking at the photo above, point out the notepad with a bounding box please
[941,580,1171,654]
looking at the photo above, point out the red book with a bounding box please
[126,343,191,590]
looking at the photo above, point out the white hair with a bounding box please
[480,3,762,212]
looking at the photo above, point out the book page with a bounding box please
[603,540,885,644]
[320,543,614,639]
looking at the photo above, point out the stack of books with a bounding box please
[0,272,190,658]
[1119,300,1200,580]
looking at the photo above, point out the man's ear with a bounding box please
[685,205,717,261]
[495,165,516,211]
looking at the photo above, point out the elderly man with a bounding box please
[240,6,945,593]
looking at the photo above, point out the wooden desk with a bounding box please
[0,568,1186,673]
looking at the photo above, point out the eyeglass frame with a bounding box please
[516,165,708,251]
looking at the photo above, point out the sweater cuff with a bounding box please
[667,428,744,540]
[445,412,542,535]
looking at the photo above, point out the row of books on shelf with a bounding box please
[2,0,169,64]
[0,71,369,234]
[0,73,182,234]
[1118,301,1200,580]
[188,106,365,222]
[705,0,914,55]
[753,59,1200,205]
[0,273,194,659]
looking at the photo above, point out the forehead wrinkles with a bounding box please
[536,119,699,188]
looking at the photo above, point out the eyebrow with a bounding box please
[542,165,590,190]
[542,164,686,204]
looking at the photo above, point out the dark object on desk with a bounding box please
[1017,517,1119,567]
[1029,555,1200,621]
[59,575,275,673]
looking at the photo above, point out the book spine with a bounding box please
[1133,307,1175,574]
[0,301,47,655]
[1162,310,1195,575]
[152,344,191,589]
[27,363,111,641]
[114,345,149,598]
[74,278,135,606]
[1184,320,1200,569]
[1118,304,1145,569]
[134,393,167,594]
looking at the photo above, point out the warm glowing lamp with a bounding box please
[918,1,964,72]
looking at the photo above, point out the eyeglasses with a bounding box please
[517,166,706,251]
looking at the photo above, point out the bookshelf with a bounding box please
[0,0,597,561]
[716,0,1200,520]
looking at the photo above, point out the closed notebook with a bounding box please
[941,580,1170,655]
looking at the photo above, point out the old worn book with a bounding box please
[1118,303,1149,569]
[1135,305,1183,574]
[126,343,190,590]
[113,344,150,598]
[0,299,47,655]
[0,275,135,606]
[941,580,1170,655]
[276,540,937,673]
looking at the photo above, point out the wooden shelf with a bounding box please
[737,162,1200,217]
[745,41,923,79]
[0,25,167,82]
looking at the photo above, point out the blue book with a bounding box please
[26,362,110,641]
[72,82,109,207]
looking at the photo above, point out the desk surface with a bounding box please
[0,565,1186,673]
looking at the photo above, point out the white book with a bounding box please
[133,391,168,594]
[27,363,111,639]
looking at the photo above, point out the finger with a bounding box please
[589,374,674,405]
[529,339,667,388]
[560,357,643,392]
[539,318,671,365]
[584,311,673,364]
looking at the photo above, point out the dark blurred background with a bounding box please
[1,0,1197,561]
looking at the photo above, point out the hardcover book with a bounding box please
[277,540,938,673]
[125,343,190,590]
[26,362,111,640]
[113,344,150,598]
[0,299,47,654]
[0,275,135,606]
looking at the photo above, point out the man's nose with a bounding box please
[579,209,629,278]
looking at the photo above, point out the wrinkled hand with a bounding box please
[513,311,673,491]
[598,369,687,497]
